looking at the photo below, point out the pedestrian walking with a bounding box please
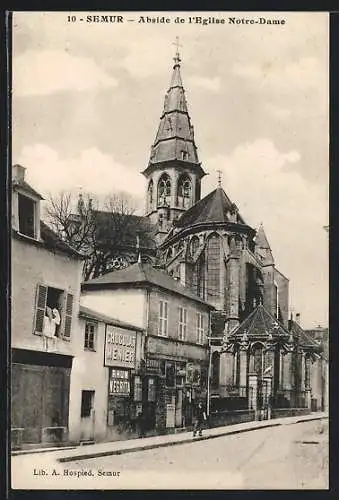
[193,401,207,437]
[136,411,146,438]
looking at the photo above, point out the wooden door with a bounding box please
[21,366,44,443]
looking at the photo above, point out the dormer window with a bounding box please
[18,193,36,238]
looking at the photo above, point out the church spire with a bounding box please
[255,223,275,266]
[146,39,200,166]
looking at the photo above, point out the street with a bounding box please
[11,419,328,490]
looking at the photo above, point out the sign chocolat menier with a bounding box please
[104,325,136,369]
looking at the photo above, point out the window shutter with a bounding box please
[63,293,73,339]
[34,284,47,334]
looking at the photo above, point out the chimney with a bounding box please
[296,313,301,326]
[13,164,26,182]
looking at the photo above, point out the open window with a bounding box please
[18,193,36,238]
[34,284,74,340]
[81,390,94,418]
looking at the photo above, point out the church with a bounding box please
[140,45,326,415]
[78,44,327,427]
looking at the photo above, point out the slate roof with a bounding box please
[143,51,204,172]
[82,262,215,308]
[40,221,83,258]
[289,320,322,349]
[255,224,274,266]
[93,211,157,251]
[175,187,246,229]
[79,305,144,332]
[229,304,290,340]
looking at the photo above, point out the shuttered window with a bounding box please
[196,312,205,344]
[159,300,168,336]
[178,306,187,341]
[34,284,48,334]
[33,284,74,340]
[63,293,73,339]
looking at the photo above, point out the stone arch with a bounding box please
[157,173,171,206]
[177,174,192,209]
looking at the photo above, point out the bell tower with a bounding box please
[142,38,206,243]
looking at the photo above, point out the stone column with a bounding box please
[248,373,258,416]
[283,352,293,390]
[279,351,284,389]
[226,236,241,331]
[171,170,179,208]
[263,376,273,419]
[239,350,247,388]
[219,351,233,394]
[300,352,306,392]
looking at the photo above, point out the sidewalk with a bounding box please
[51,411,327,463]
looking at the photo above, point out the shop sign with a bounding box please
[186,363,201,387]
[146,358,161,373]
[148,377,156,402]
[134,375,143,402]
[109,368,131,396]
[105,325,136,369]
[165,361,176,388]
[166,403,175,428]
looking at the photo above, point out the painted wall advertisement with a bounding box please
[109,368,131,397]
[104,325,136,369]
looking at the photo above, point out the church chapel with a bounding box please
[140,43,325,414]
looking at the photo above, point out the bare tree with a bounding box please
[44,190,155,281]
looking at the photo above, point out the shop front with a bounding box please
[144,356,208,432]
[104,324,138,437]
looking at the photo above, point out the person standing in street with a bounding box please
[136,410,146,438]
[193,401,207,437]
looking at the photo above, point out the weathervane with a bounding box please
[172,36,182,63]
[217,169,222,187]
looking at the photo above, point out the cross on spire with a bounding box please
[172,36,182,65]
[217,169,222,187]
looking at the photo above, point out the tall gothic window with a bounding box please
[177,175,192,209]
[158,174,171,206]
[147,180,154,212]
[190,236,199,258]
[206,234,221,305]
[193,253,206,300]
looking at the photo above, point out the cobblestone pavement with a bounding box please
[11,419,328,489]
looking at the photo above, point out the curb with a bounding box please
[12,446,77,457]
[58,422,284,463]
[57,416,328,464]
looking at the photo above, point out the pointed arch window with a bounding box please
[177,175,192,209]
[158,174,171,207]
[206,234,221,305]
[190,236,199,258]
[147,180,154,212]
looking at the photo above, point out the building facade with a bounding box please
[81,262,214,433]
[69,306,144,443]
[11,165,83,449]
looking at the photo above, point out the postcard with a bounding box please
[10,11,329,490]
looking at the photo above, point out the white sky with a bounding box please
[12,11,329,328]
